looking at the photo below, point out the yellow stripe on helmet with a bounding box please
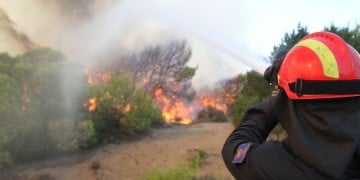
[296,39,339,79]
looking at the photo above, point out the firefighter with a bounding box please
[222,31,360,179]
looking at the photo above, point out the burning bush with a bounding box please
[84,40,198,125]
[86,72,163,139]
[120,90,163,134]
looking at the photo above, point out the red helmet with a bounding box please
[277,31,360,100]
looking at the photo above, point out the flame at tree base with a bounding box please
[154,87,193,125]
[153,87,229,125]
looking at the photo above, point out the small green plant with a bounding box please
[142,161,194,180]
[189,149,207,171]
[140,149,209,180]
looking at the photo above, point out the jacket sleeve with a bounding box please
[222,91,285,177]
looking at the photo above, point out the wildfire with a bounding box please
[142,77,150,83]
[83,67,236,125]
[83,68,93,84]
[83,68,111,84]
[154,87,192,125]
[88,97,97,112]
[153,88,231,124]
[124,103,131,112]
[200,95,228,114]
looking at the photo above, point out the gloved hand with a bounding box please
[264,49,288,85]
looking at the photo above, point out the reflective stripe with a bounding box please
[296,39,339,79]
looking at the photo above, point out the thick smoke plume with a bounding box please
[0,8,37,55]
[0,0,265,77]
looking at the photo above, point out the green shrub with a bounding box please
[189,149,207,171]
[77,119,98,148]
[87,73,134,138]
[240,71,272,98]
[120,90,162,134]
[0,48,88,163]
[48,118,77,152]
[88,73,163,139]
[0,73,19,167]
[230,95,260,126]
[229,71,272,126]
[6,124,57,162]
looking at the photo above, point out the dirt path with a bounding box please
[9,122,235,180]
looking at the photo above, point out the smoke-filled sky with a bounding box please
[0,0,359,89]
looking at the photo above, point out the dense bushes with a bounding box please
[0,48,163,168]
[0,48,91,164]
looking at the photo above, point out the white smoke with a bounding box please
[0,0,268,90]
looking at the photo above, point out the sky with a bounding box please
[224,0,359,56]
[144,0,360,56]
[134,0,360,84]
[1,0,359,89]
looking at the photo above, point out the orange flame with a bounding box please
[84,68,109,113]
[82,67,236,125]
[83,68,111,84]
[124,103,131,112]
[142,77,150,83]
[83,68,93,84]
[200,95,228,114]
[154,88,192,125]
[88,97,96,112]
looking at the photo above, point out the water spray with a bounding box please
[182,28,268,74]
[150,4,269,74]
[102,0,269,74]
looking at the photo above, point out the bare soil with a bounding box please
[1,122,235,180]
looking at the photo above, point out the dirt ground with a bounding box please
[2,122,235,180]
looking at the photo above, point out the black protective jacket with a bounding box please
[222,91,360,179]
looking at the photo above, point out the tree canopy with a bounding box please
[270,23,360,62]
